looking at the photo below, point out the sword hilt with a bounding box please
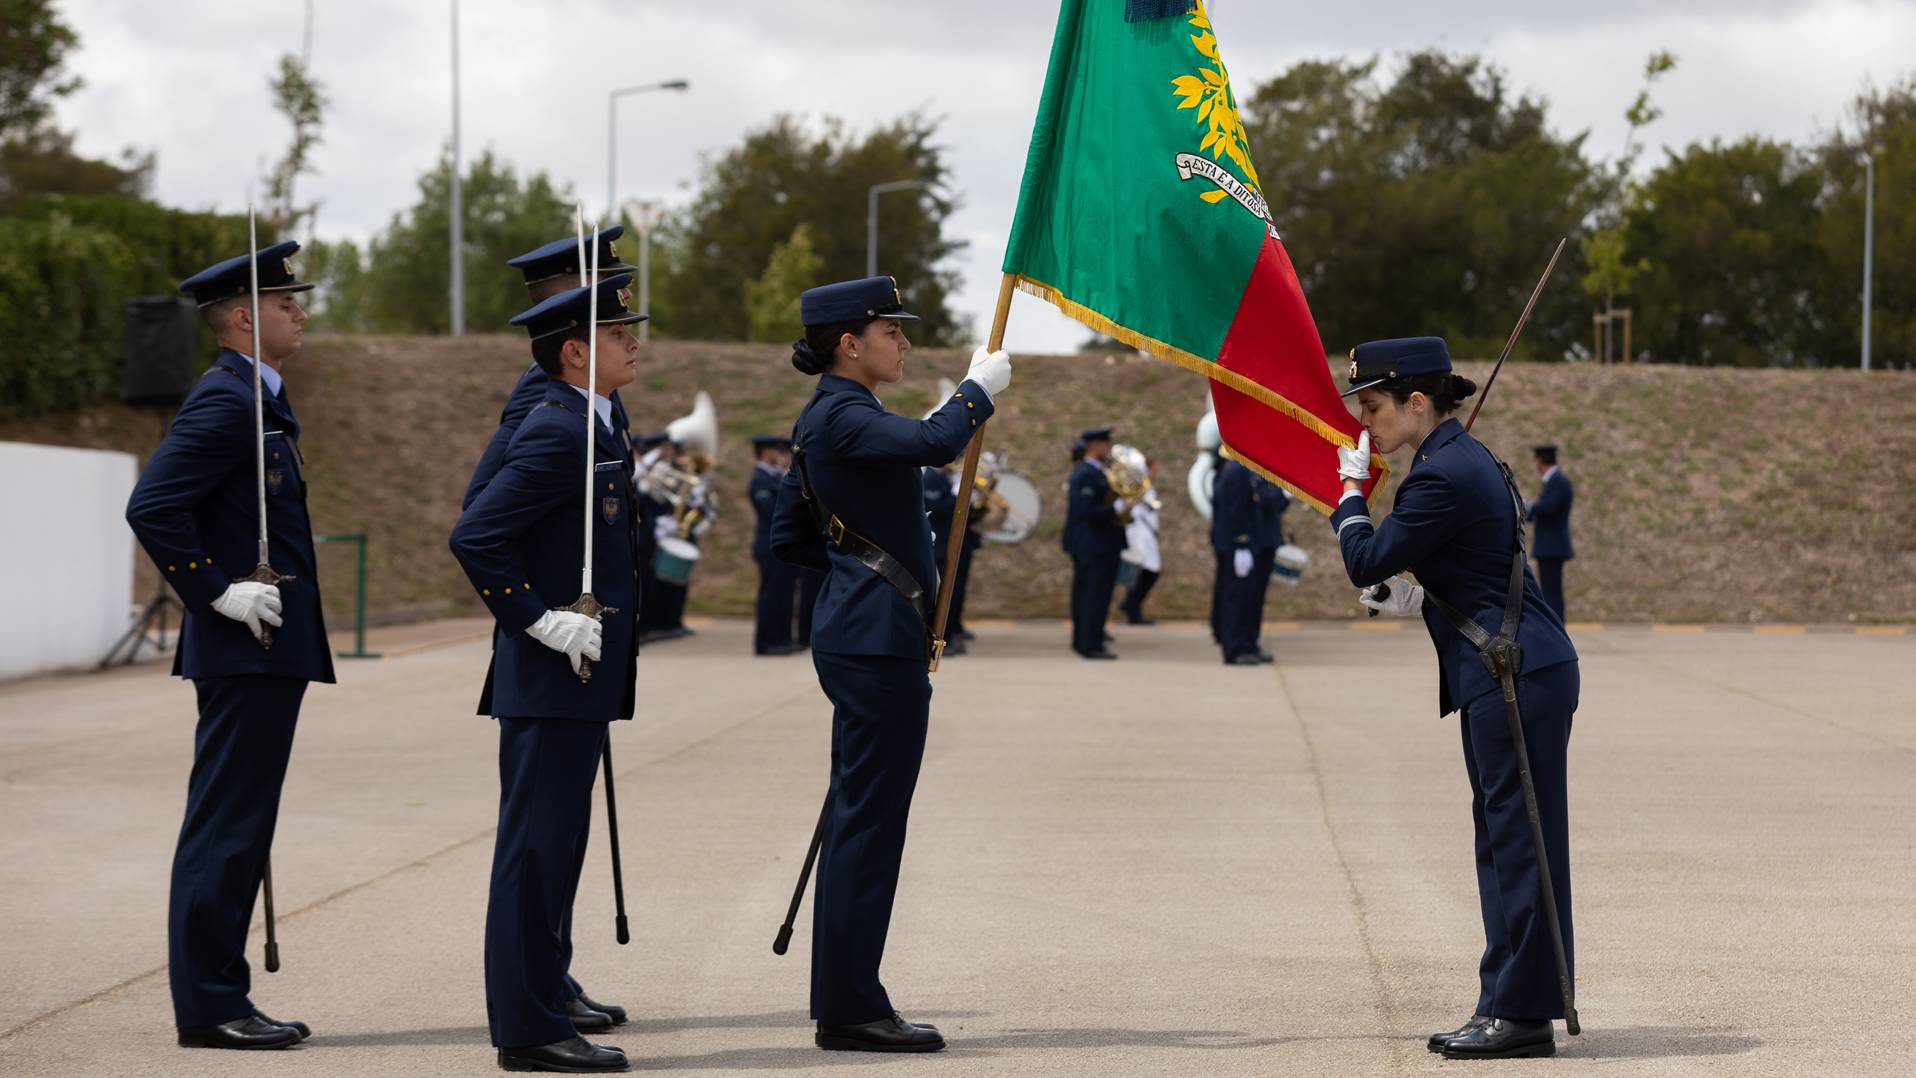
[561,592,616,685]
[240,562,294,651]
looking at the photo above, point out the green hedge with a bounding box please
[0,196,271,418]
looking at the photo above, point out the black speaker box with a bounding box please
[123,296,199,407]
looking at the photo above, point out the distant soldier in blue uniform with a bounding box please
[769,275,1011,1052]
[462,227,637,511]
[458,229,637,1039]
[448,274,645,1074]
[1249,474,1290,655]
[919,462,985,655]
[1064,427,1126,659]
[1330,337,1580,1060]
[751,434,805,655]
[1212,458,1267,665]
[125,242,332,1051]
[1525,444,1574,621]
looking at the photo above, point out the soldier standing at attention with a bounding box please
[449,275,645,1074]
[752,435,805,655]
[1526,444,1574,621]
[1064,427,1125,660]
[770,276,1011,1052]
[126,243,332,1050]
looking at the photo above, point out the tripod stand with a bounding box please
[99,584,182,668]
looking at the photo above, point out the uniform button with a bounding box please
[167,565,177,572]
[522,582,531,589]
[482,588,491,596]
[504,587,512,595]
[188,561,197,569]
[966,402,974,409]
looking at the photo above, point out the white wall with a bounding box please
[0,442,138,680]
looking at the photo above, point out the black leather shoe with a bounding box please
[498,1035,628,1072]
[816,1012,946,1052]
[1427,1014,1489,1053]
[1078,649,1118,660]
[756,642,804,656]
[1256,649,1275,664]
[1102,632,1116,645]
[942,638,968,656]
[1442,1017,1554,1059]
[566,997,614,1032]
[955,628,975,642]
[1126,616,1157,625]
[1224,652,1263,666]
[575,992,626,1026]
[177,1015,302,1050]
[251,1009,311,1040]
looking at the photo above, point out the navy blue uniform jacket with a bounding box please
[769,374,994,660]
[1064,459,1125,557]
[449,382,637,722]
[1527,469,1575,560]
[750,465,781,562]
[126,349,335,684]
[1254,478,1290,549]
[1211,460,1255,553]
[463,364,630,510]
[1331,418,1576,716]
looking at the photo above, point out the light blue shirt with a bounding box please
[235,352,284,397]
[571,385,614,437]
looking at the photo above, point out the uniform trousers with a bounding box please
[755,554,798,652]
[1210,550,1230,643]
[1460,659,1578,1020]
[168,676,307,1028]
[485,717,607,1049]
[1534,558,1567,622]
[946,539,978,636]
[809,651,932,1025]
[1121,568,1160,622]
[1070,550,1120,654]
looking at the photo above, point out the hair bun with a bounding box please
[1450,374,1479,399]
[790,339,823,376]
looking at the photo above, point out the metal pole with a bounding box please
[606,80,690,225]
[638,201,654,342]
[448,0,464,337]
[865,179,933,279]
[1863,151,1875,371]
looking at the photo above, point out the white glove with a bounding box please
[964,346,1012,399]
[526,610,604,674]
[1336,430,1371,482]
[1359,574,1424,617]
[211,581,283,641]
[1233,548,1253,578]
[1112,497,1129,514]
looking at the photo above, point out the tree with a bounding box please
[264,53,328,234]
[0,0,79,135]
[1811,78,1916,368]
[308,149,575,334]
[655,113,967,345]
[743,223,823,343]
[1624,137,1829,366]
[1240,51,1602,358]
[1580,51,1677,361]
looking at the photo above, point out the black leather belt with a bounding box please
[794,437,933,634]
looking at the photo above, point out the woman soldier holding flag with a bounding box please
[449,256,643,1073]
[769,276,1010,1053]
[1329,336,1580,1060]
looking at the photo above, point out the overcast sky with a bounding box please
[52,0,1916,352]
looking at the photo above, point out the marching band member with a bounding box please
[751,435,805,655]
[1119,456,1162,625]
[1212,456,1266,665]
[449,275,644,1073]
[127,244,331,1050]
[1330,337,1579,1060]
[770,275,1011,1052]
[1063,427,1124,659]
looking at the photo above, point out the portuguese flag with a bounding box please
[1003,0,1386,512]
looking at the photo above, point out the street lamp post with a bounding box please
[1862,147,1881,371]
[448,0,463,336]
[867,179,933,278]
[606,79,689,220]
[632,200,661,341]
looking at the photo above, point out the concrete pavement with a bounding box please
[0,618,1911,1076]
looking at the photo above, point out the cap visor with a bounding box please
[598,311,649,325]
[1340,377,1387,398]
[877,308,921,322]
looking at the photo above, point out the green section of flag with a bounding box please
[1003,0,1268,363]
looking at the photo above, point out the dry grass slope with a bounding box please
[5,336,1912,626]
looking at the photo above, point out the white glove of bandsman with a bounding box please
[1336,430,1372,483]
[1233,548,1253,578]
[1359,573,1424,617]
[965,346,1012,399]
[211,581,282,641]
[526,610,604,674]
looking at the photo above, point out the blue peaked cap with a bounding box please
[179,241,314,308]
[508,272,646,340]
[505,225,635,286]
[799,275,919,327]
[1343,336,1452,397]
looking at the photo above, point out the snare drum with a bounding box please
[653,536,701,586]
[1272,543,1309,587]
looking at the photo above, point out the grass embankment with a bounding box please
[5,337,1911,626]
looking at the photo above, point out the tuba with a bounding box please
[1188,406,1220,523]
[644,391,722,540]
[1104,443,1154,518]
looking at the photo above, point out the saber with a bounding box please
[261,857,281,972]
[772,790,832,955]
[240,202,293,649]
[601,738,631,944]
[1464,237,1566,433]
[561,205,616,683]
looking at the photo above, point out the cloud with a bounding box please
[50,0,1916,356]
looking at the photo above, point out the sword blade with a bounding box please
[1464,236,1567,432]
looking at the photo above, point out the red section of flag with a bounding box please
[1211,233,1383,512]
